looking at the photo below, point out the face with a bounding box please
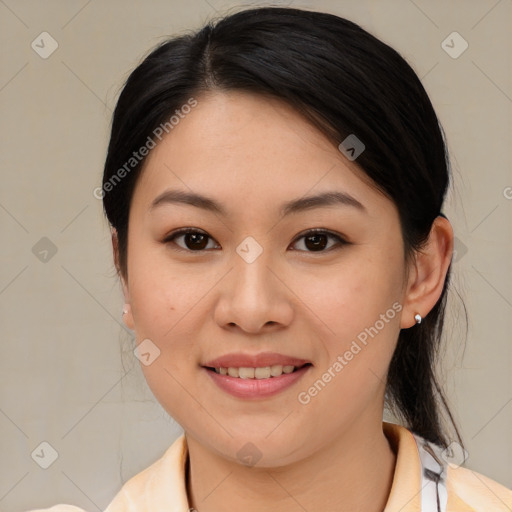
[119,90,411,467]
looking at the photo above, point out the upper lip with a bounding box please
[202,352,312,368]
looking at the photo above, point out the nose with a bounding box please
[213,249,294,334]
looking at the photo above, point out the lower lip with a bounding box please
[203,365,312,399]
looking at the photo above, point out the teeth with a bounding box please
[215,365,298,379]
[227,367,239,378]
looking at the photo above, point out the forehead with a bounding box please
[130,91,387,217]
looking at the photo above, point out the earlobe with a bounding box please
[400,216,453,329]
[122,302,135,330]
[112,228,135,330]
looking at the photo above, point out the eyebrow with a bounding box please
[149,189,366,217]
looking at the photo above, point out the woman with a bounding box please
[30,6,511,512]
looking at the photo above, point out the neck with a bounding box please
[185,416,397,512]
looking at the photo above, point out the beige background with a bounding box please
[0,0,511,510]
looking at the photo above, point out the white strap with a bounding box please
[412,434,448,512]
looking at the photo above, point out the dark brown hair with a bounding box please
[102,7,463,449]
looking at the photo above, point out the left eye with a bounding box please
[290,229,347,252]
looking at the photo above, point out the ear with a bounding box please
[112,228,134,330]
[400,216,453,328]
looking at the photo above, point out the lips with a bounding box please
[202,351,312,369]
[204,363,312,399]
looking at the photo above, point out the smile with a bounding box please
[203,363,313,399]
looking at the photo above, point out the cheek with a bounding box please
[128,262,202,417]
[127,245,205,335]
[294,252,403,395]
[296,254,402,337]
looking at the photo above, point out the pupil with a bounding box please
[186,233,207,250]
[306,234,327,251]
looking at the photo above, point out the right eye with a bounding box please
[162,228,220,252]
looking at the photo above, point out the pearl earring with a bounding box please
[414,313,422,324]
[122,304,129,316]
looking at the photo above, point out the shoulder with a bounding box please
[25,435,188,512]
[405,426,511,512]
[104,433,189,511]
[25,506,88,512]
[446,465,512,511]
[23,453,173,512]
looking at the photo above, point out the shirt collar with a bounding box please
[382,421,424,511]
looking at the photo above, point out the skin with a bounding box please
[113,90,453,512]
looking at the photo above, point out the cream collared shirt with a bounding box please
[27,422,512,512]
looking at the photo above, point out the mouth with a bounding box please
[202,362,313,399]
[203,362,313,379]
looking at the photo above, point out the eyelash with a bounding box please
[162,228,348,254]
